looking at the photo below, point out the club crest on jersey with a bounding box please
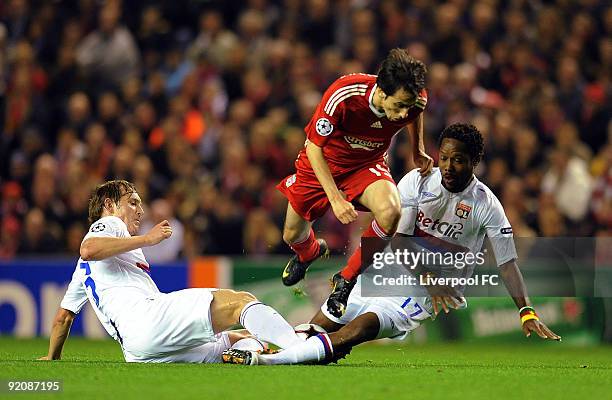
[455,203,472,219]
[90,222,106,232]
[315,118,334,136]
[370,120,383,128]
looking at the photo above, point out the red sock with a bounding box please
[340,220,393,281]
[289,229,321,262]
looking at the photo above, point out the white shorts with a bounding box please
[321,281,434,339]
[119,288,218,360]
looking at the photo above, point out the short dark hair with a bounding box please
[438,123,485,165]
[88,180,136,224]
[376,48,427,97]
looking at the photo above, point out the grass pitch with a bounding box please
[1,337,611,400]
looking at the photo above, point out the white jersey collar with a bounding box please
[439,172,478,197]
[369,84,386,118]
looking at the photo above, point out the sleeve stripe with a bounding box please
[324,84,368,115]
[326,89,367,115]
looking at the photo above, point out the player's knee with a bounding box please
[235,291,257,308]
[282,227,303,244]
[232,291,258,318]
[374,202,401,232]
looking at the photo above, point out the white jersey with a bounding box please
[324,168,518,339]
[60,216,221,362]
[60,216,160,343]
[397,167,517,270]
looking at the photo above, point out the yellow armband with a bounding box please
[519,306,539,324]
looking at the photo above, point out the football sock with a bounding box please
[257,334,332,365]
[239,301,303,349]
[289,228,321,262]
[340,219,393,280]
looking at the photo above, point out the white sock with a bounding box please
[231,337,266,353]
[258,334,332,365]
[239,301,303,349]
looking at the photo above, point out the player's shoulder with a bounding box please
[398,167,440,196]
[330,73,376,88]
[88,216,127,234]
[470,177,504,211]
[322,74,373,115]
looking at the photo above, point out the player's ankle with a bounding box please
[340,269,356,281]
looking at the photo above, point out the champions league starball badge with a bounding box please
[315,117,334,136]
[91,222,106,232]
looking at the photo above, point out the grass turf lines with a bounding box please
[1,337,610,400]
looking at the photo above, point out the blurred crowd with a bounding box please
[0,0,610,261]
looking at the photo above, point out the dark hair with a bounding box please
[438,123,485,165]
[88,180,136,224]
[376,48,427,97]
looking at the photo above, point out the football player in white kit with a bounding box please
[223,123,561,366]
[40,180,305,363]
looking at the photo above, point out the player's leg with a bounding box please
[327,313,380,354]
[236,313,380,365]
[327,179,400,317]
[140,330,268,364]
[310,309,344,333]
[280,202,330,286]
[209,289,303,349]
[346,179,401,279]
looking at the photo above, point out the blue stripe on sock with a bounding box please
[315,334,332,359]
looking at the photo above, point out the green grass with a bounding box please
[1,337,611,400]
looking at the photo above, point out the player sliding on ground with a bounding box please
[40,180,305,363]
[278,48,434,318]
[223,123,561,366]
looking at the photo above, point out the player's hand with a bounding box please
[414,151,434,176]
[522,319,562,341]
[145,220,173,246]
[425,279,464,316]
[330,198,358,224]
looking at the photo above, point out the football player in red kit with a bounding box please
[277,48,433,317]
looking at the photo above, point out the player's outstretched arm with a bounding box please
[80,220,173,261]
[39,307,76,360]
[305,141,357,224]
[406,114,433,176]
[499,260,561,341]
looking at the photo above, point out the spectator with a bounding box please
[141,198,184,263]
[243,207,282,255]
[541,147,594,223]
[75,3,139,90]
[1,1,609,259]
[17,208,60,254]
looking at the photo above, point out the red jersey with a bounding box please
[296,74,427,172]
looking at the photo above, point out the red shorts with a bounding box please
[277,160,395,221]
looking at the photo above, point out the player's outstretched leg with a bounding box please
[281,203,329,286]
[210,289,303,349]
[223,312,380,365]
[327,181,400,317]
